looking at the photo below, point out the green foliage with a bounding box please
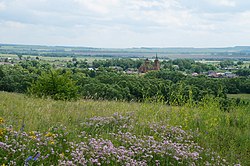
[237,61,244,65]
[160,59,216,73]
[219,60,234,68]
[222,77,250,94]
[144,70,186,83]
[28,70,78,100]
[1,59,250,104]
[236,68,250,76]
[0,65,37,93]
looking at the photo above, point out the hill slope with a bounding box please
[0,92,249,165]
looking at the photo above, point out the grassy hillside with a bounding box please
[0,92,249,165]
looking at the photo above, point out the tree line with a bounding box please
[1,60,249,109]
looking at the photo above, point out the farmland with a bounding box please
[1,44,250,60]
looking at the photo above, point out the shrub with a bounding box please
[28,70,78,101]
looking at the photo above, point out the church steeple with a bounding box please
[138,55,160,73]
[153,53,160,70]
[155,53,158,60]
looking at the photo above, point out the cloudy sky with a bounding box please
[0,0,250,48]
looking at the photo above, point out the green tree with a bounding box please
[28,70,78,100]
[219,60,234,68]
[17,54,23,60]
[236,69,250,76]
[0,65,36,93]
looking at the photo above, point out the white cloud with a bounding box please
[219,0,236,7]
[3,21,27,29]
[120,0,194,28]
[127,0,180,10]
[74,0,120,14]
[231,11,250,32]
[0,0,250,47]
[0,1,6,11]
[71,0,193,28]
[208,0,236,7]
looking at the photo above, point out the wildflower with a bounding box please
[29,131,34,135]
[45,132,54,137]
[25,156,33,162]
[25,156,33,165]
[0,142,7,150]
[42,154,50,160]
[0,128,6,137]
[28,131,37,139]
[33,152,40,161]
[59,153,64,158]
[49,141,55,145]
[0,117,4,124]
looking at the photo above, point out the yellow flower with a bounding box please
[2,164,6,166]
[0,128,6,137]
[0,117,4,124]
[45,132,56,138]
[29,131,36,136]
[45,132,52,137]
[49,141,55,145]
[28,131,37,139]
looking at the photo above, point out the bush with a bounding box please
[28,70,78,100]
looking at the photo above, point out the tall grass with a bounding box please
[0,92,144,132]
[0,92,249,165]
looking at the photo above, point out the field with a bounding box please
[2,44,250,60]
[0,53,111,61]
[0,53,112,67]
[2,53,250,69]
[228,93,250,102]
[0,53,18,58]
[0,92,250,165]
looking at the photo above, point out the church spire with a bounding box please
[153,53,160,71]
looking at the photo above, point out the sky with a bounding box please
[0,0,250,48]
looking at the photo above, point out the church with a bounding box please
[138,54,160,73]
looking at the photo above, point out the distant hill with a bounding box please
[1,43,250,60]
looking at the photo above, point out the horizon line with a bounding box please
[1,43,250,49]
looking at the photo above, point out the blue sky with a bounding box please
[0,0,250,48]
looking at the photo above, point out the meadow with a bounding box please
[0,92,249,165]
[228,94,250,102]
